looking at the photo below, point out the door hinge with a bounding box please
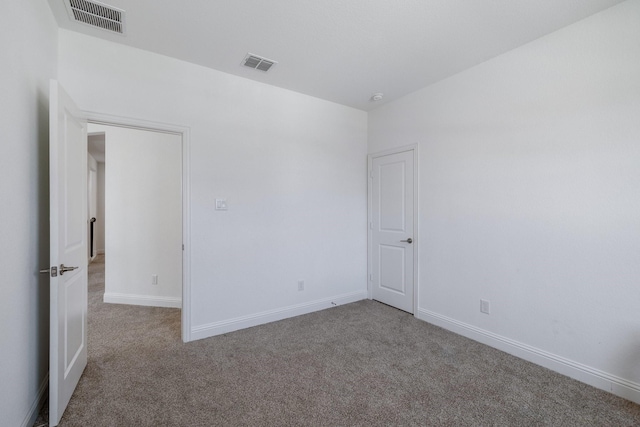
[369,171,373,179]
[182,244,184,250]
[369,273,372,281]
[369,221,373,229]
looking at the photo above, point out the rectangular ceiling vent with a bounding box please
[65,0,126,35]
[242,53,277,72]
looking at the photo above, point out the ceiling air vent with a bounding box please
[65,0,126,35]
[242,53,277,72]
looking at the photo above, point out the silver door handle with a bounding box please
[401,238,413,244]
[40,266,58,277]
[60,264,79,275]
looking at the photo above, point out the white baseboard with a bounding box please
[21,373,48,427]
[103,292,181,308]
[416,308,640,405]
[191,290,367,341]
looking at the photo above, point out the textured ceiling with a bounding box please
[47,0,625,111]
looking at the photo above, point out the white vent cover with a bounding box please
[65,0,126,35]
[242,53,277,72]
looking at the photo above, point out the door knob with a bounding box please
[60,264,79,275]
[401,238,413,244]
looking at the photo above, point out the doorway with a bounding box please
[368,146,418,313]
[87,123,183,309]
[47,82,192,425]
[84,113,191,341]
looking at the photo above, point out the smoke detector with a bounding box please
[242,53,277,72]
[371,93,384,101]
[65,0,126,35]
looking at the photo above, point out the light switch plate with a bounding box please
[215,199,228,210]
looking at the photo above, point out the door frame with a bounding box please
[88,158,98,262]
[83,110,193,342]
[367,144,419,315]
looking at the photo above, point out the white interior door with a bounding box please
[48,80,88,426]
[370,149,415,313]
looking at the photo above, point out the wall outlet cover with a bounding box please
[215,199,228,210]
[480,299,490,314]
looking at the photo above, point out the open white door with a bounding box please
[48,80,88,426]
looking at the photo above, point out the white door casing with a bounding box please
[369,148,416,313]
[84,111,192,342]
[88,164,97,260]
[49,80,88,426]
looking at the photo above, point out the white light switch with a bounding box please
[215,199,228,211]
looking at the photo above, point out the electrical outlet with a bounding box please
[152,274,158,285]
[215,199,228,210]
[480,299,490,314]
[298,280,304,291]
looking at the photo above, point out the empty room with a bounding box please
[2,0,639,426]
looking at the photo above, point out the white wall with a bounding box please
[97,161,106,254]
[368,0,640,403]
[89,123,183,307]
[0,1,57,426]
[58,30,368,337]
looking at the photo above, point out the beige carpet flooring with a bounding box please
[37,254,640,426]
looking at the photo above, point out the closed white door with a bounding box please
[370,150,415,313]
[48,80,88,426]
